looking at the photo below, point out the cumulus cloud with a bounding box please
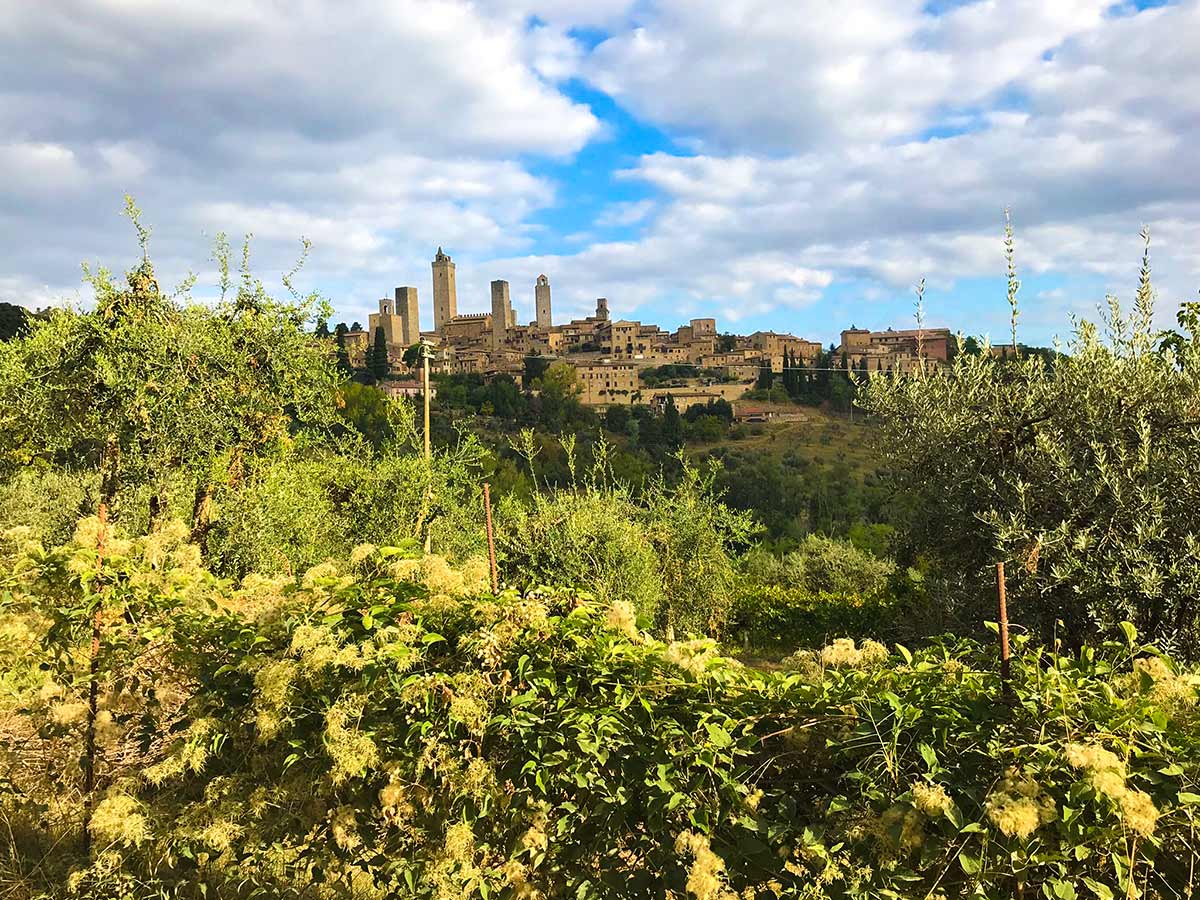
[0,0,595,322]
[587,0,1111,151]
[1,0,1197,343]
[567,0,1199,337]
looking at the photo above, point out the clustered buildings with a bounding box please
[342,248,952,409]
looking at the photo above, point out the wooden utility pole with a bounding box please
[422,341,431,463]
[422,340,432,553]
[482,483,498,594]
[997,561,1012,700]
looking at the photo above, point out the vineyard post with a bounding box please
[423,341,432,554]
[82,501,108,853]
[997,561,1012,701]
[482,482,498,594]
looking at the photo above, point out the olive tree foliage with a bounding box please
[0,198,340,531]
[859,232,1200,654]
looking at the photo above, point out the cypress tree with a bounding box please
[334,322,352,374]
[796,355,810,405]
[662,395,683,451]
[755,360,774,390]
[372,326,389,380]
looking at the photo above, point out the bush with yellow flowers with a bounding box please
[5,540,1200,899]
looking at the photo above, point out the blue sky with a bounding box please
[1,0,1197,348]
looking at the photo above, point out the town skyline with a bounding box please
[332,245,953,352]
[338,246,957,411]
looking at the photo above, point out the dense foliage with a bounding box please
[4,536,1200,899]
[496,438,755,637]
[861,238,1200,656]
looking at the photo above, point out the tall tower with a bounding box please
[535,274,552,329]
[431,247,457,332]
[491,280,511,350]
[395,286,420,345]
[369,296,404,351]
[595,297,609,321]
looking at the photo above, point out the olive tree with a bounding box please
[0,199,340,532]
[860,234,1200,654]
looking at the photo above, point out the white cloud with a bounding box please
[587,0,1112,151]
[595,199,656,227]
[1,0,1198,343]
[0,0,599,326]
[548,0,1198,335]
[0,142,86,194]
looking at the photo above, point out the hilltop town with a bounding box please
[337,247,953,411]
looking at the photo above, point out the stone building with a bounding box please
[750,331,823,361]
[432,247,457,332]
[490,280,513,350]
[607,320,642,358]
[675,318,717,342]
[574,360,638,406]
[838,326,952,367]
[649,390,724,414]
[369,287,420,350]
[343,329,369,368]
[535,274,552,329]
[379,380,436,401]
[441,313,492,348]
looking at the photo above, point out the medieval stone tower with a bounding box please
[595,297,609,321]
[535,274,552,329]
[369,287,418,350]
[394,286,420,345]
[491,279,512,350]
[431,247,457,332]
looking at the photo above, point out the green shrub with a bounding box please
[497,444,754,637]
[497,487,664,619]
[5,546,1199,898]
[205,453,349,577]
[0,467,97,547]
[727,583,908,651]
[745,534,895,596]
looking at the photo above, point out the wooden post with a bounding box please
[422,342,431,464]
[482,483,498,594]
[997,561,1011,700]
[423,343,432,553]
[83,501,108,853]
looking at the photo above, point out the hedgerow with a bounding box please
[4,533,1200,899]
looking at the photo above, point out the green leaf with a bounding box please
[1178,792,1200,804]
[958,853,981,875]
[1119,621,1138,646]
[705,723,732,748]
[1082,878,1114,900]
[918,742,937,769]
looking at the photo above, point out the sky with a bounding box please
[1,0,1197,347]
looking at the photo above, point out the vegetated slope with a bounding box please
[701,414,892,544]
[3,530,1198,899]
